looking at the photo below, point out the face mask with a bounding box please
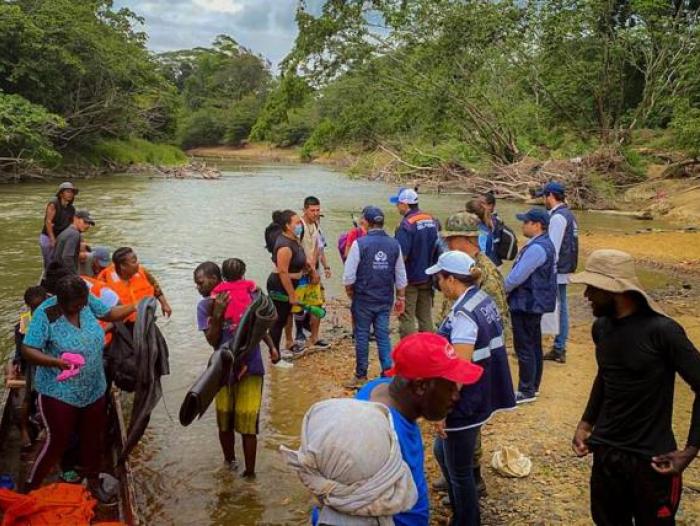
[294,224,304,238]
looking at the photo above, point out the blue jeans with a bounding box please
[434,427,481,526]
[512,311,543,397]
[352,300,392,378]
[553,283,568,353]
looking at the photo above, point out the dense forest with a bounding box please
[1,0,699,188]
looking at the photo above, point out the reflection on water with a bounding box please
[0,163,666,524]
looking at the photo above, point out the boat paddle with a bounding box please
[267,291,327,319]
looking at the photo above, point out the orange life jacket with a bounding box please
[0,483,96,526]
[81,275,115,346]
[97,264,155,323]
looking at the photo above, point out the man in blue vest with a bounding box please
[537,182,579,364]
[343,205,408,388]
[390,188,439,338]
[505,208,557,404]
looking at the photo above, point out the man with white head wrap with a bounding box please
[280,398,418,525]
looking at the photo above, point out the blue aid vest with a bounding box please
[438,288,516,430]
[508,234,557,314]
[551,205,579,274]
[396,209,438,285]
[354,230,401,307]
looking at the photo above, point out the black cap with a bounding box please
[75,210,95,225]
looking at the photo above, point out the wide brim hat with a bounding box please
[570,249,666,316]
[56,181,79,196]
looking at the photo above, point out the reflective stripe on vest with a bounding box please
[473,335,505,362]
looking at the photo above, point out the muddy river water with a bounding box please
[0,163,668,524]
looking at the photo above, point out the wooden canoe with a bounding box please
[0,369,140,525]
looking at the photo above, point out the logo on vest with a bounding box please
[373,250,390,270]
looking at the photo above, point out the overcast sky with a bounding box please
[114,0,303,68]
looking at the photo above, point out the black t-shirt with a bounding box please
[271,235,307,274]
[582,310,700,457]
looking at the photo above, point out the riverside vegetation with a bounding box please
[2,0,700,209]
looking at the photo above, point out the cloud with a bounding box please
[114,0,301,68]
[192,0,243,14]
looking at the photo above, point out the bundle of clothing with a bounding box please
[105,297,170,463]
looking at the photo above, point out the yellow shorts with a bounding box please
[215,375,263,435]
[291,282,325,313]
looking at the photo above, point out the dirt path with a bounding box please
[288,243,700,525]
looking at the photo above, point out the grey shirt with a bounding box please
[53,225,81,273]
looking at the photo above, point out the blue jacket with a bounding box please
[508,235,557,314]
[395,209,438,285]
[438,288,516,430]
[355,230,401,306]
[551,205,579,274]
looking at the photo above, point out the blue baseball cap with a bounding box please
[516,208,550,227]
[389,187,419,205]
[425,251,476,276]
[362,205,384,224]
[91,246,111,269]
[534,181,566,197]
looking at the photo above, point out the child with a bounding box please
[194,259,278,477]
[8,286,49,449]
[210,258,257,330]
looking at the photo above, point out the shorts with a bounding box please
[215,375,263,435]
[291,282,325,314]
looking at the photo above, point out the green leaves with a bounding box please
[0,93,64,165]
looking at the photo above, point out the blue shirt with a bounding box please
[395,209,438,285]
[505,235,548,293]
[356,378,430,526]
[23,294,110,407]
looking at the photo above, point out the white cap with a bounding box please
[425,251,476,276]
[389,188,419,205]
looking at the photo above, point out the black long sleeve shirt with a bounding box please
[582,310,700,457]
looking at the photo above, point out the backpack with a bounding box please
[264,222,283,254]
[495,223,518,261]
[337,227,363,262]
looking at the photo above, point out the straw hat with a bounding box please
[570,249,666,316]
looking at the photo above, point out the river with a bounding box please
[0,163,667,524]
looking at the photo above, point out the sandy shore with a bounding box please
[287,235,700,525]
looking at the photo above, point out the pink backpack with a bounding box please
[211,280,257,328]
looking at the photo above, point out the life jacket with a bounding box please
[438,287,515,430]
[211,280,256,329]
[97,264,155,322]
[354,230,401,306]
[81,275,116,346]
[0,483,97,526]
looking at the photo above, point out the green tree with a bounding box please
[0,93,64,169]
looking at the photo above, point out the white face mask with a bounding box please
[294,224,304,238]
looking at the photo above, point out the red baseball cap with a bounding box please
[384,332,483,385]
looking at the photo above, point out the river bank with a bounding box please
[290,235,700,525]
[1,163,698,524]
[189,143,700,226]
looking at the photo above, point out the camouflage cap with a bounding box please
[442,212,481,238]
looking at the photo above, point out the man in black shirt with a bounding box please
[570,249,700,525]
